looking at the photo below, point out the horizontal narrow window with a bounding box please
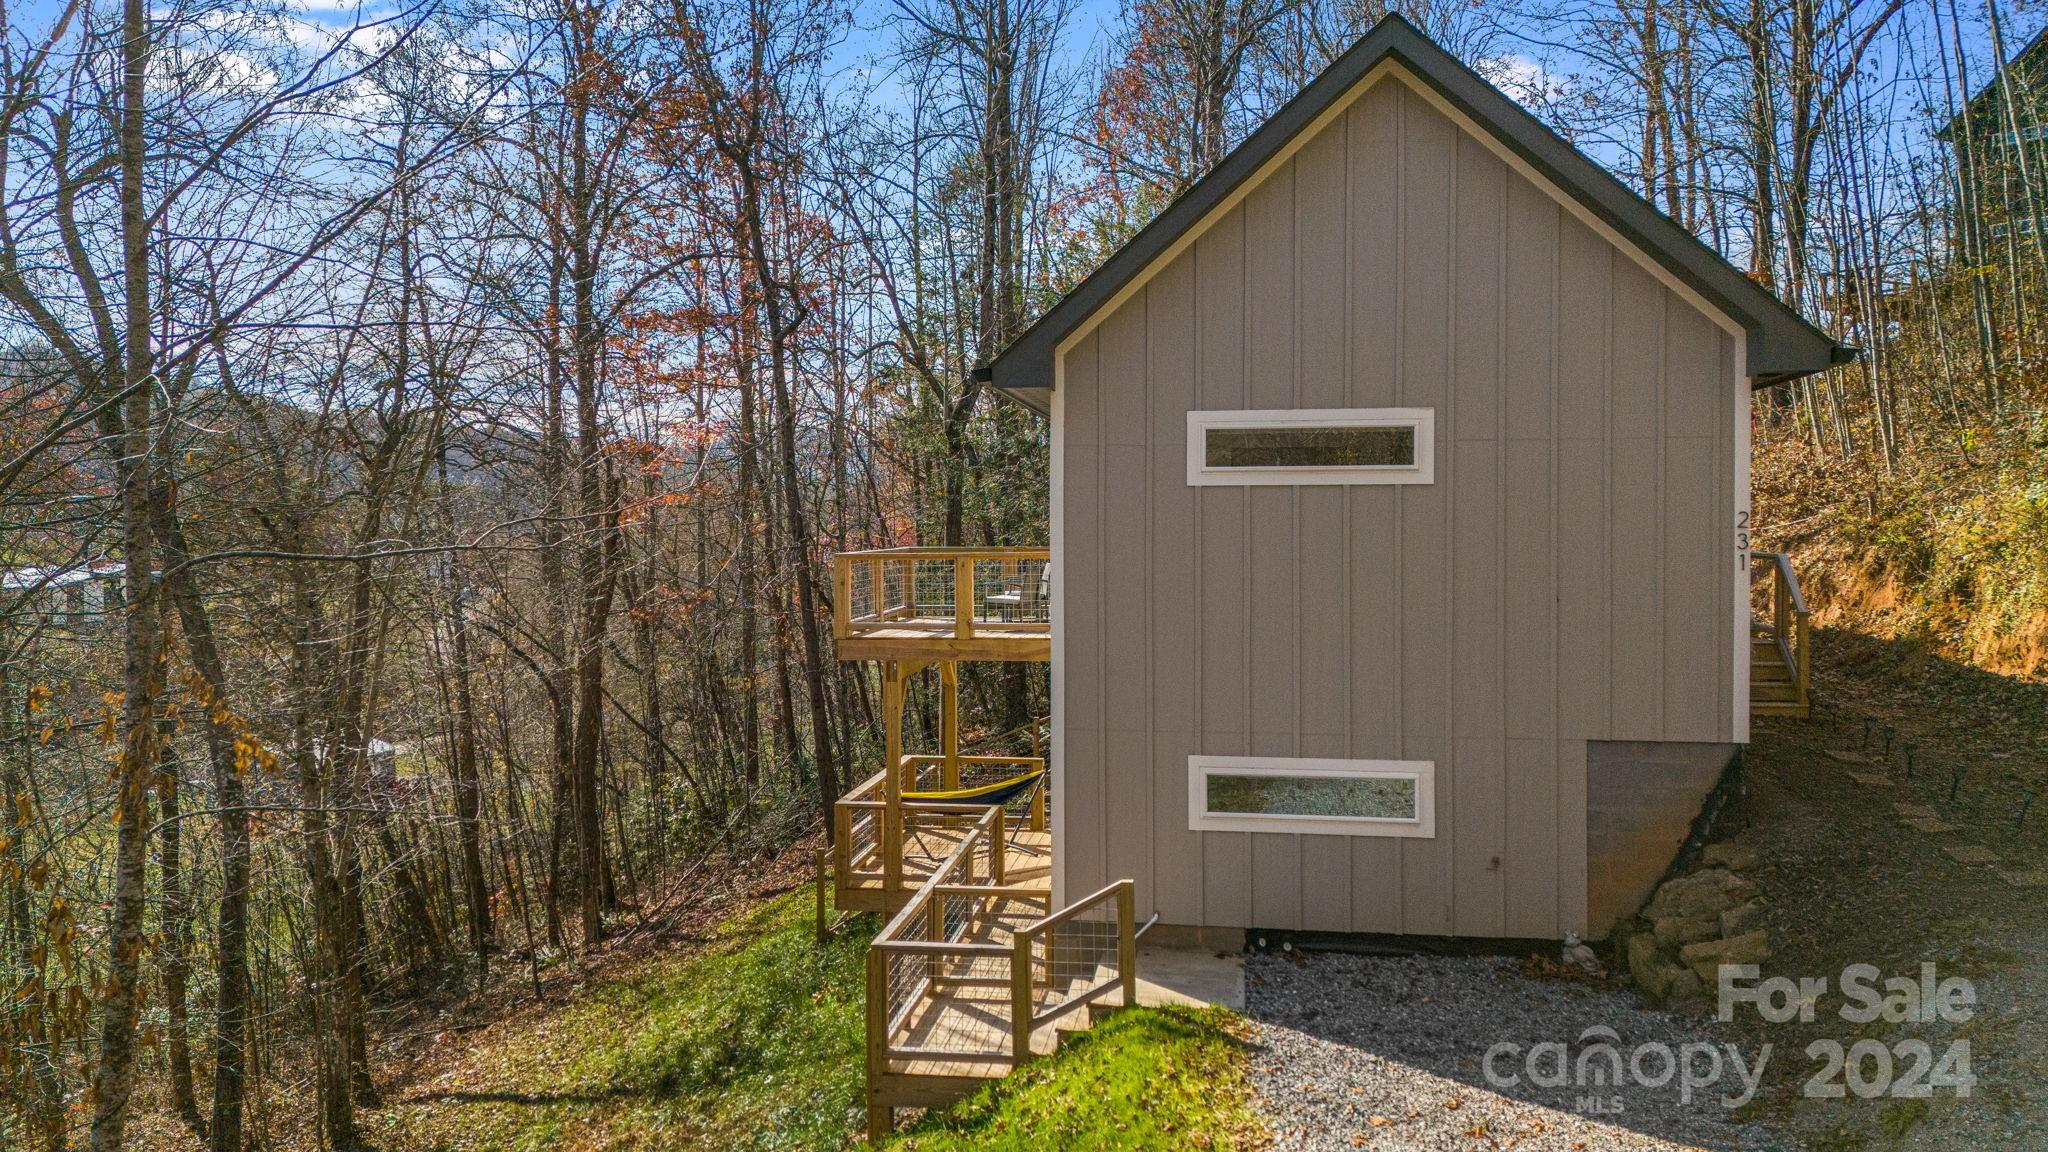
[1187,408,1434,486]
[1188,756,1435,838]
[1204,424,1415,469]
[1206,773,1416,819]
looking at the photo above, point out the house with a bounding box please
[1940,26,2048,241]
[1,561,126,630]
[984,14,1842,944]
[831,16,1841,1135]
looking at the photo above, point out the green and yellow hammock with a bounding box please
[903,766,1045,806]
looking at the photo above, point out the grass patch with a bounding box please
[890,1005,1267,1152]
[369,892,874,1151]
[372,894,1266,1152]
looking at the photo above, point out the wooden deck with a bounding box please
[826,545,1135,1140]
[882,956,1113,1075]
[836,825,1052,912]
[835,620,1049,663]
[832,547,1051,663]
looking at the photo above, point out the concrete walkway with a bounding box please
[1133,945,1245,1011]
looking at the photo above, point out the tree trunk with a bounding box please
[153,496,253,1152]
[288,547,358,1147]
[87,0,162,1141]
[449,568,494,969]
[570,205,613,947]
[155,739,204,1139]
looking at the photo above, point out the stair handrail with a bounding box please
[867,805,1048,1066]
[1753,551,1811,712]
[1007,878,1136,1065]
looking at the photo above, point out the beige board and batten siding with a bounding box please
[1057,69,1738,940]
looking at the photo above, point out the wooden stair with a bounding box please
[1749,550,1812,720]
[847,799,1137,1141]
[865,958,1119,1116]
[1751,633,1808,718]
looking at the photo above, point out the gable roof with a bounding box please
[983,15,1852,413]
[1939,25,2048,141]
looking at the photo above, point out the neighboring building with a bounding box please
[1942,26,2048,241]
[984,16,1844,944]
[1,562,126,631]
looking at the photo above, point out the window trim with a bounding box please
[1185,408,1436,486]
[1187,755,1437,838]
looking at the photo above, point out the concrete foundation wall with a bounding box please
[1585,740,1738,938]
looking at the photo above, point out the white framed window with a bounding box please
[1188,755,1436,838]
[1186,408,1435,486]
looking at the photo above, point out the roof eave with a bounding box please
[985,14,1844,395]
[1751,343,1861,390]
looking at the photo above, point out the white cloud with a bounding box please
[1486,53,1555,109]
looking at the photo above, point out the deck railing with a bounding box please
[833,769,888,891]
[897,754,1048,831]
[1009,880,1135,1064]
[1751,551,1811,713]
[866,808,1054,1072]
[864,811,1135,1079]
[833,547,1052,641]
[831,753,1048,895]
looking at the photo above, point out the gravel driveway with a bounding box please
[1246,951,1792,1151]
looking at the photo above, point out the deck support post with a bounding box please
[990,807,1007,886]
[815,848,829,942]
[1117,881,1137,1008]
[1010,934,1034,1067]
[940,660,960,790]
[833,560,852,641]
[953,556,975,641]
[865,945,891,1139]
[882,662,905,900]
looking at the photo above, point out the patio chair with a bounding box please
[985,563,1050,621]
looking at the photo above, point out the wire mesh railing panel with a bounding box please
[848,562,875,620]
[910,559,957,618]
[939,888,973,941]
[883,560,904,615]
[1031,915,1120,1014]
[835,549,1050,639]
[877,882,1035,1064]
[975,557,1050,624]
[953,759,1035,789]
[866,804,1122,1080]
[878,948,1013,1062]
[883,945,930,1027]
